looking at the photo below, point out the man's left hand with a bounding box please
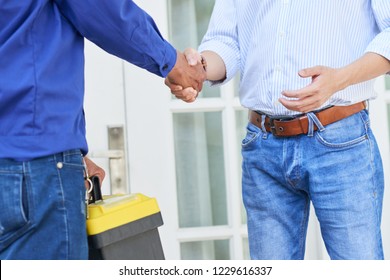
[84,156,105,190]
[279,66,343,113]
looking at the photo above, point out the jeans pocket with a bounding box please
[61,151,84,169]
[242,122,261,148]
[315,111,369,148]
[0,172,31,251]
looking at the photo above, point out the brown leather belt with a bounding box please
[249,101,366,137]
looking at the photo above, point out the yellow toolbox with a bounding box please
[87,193,165,260]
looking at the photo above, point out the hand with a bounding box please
[165,48,205,102]
[84,156,105,189]
[279,66,343,113]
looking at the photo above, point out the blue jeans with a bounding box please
[0,150,88,259]
[242,110,384,259]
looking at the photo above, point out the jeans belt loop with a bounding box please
[269,118,277,135]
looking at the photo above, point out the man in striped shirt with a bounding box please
[167,0,390,259]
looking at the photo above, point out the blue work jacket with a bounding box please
[0,0,176,160]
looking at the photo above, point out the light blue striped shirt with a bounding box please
[199,0,390,116]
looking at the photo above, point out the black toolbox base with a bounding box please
[88,212,165,260]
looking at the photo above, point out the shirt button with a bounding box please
[57,162,63,169]
[162,64,169,71]
[275,65,283,72]
[283,0,289,4]
[279,31,285,37]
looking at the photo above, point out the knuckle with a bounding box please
[312,86,320,93]
[295,104,306,112]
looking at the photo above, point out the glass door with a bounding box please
[168,0,249,259]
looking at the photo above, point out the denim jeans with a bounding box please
[0,150,88,259]
[242,110,384,259]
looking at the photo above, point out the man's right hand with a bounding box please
[165,50,206,102]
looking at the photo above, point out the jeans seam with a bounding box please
[22,162,34,227]
[358,110,370,126]
[54,154,70,259]
[315,134,368,148]
[299,197,310,258]
[366,132,384,258]
[283,138,302,191]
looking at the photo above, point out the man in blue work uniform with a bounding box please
[0,0,205,259]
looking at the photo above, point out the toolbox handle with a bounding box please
[88,175,103,204]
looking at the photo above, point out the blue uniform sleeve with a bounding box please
[54,0,176,77]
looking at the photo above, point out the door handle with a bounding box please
[89,125,128,194]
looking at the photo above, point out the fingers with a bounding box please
[282,84,316,100]
[280,85,326,113]
[166,50,206,93]
[280,66,338,113]
[165,77,183,91]
[279,95,325,113]
[165,49,207,102]
[84,157,105,188]
[172,87,199,103]
[165,77,199,102]
[298,66,323,78]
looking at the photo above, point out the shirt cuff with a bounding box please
[159,43,177,77]
[365,29,390,67]
[199,40,240,86]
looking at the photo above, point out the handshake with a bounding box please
[165,48,208,103]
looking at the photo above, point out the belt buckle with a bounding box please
[269,117,285,136]
[269,118,277,135]
[269,115,298,136]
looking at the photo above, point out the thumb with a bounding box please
[298,66,323,78]
[183,48,201,66]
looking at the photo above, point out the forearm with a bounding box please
[338,52,390,90]
[280,52,390,113]
[201,50,227,82]
[55,0,176,77]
